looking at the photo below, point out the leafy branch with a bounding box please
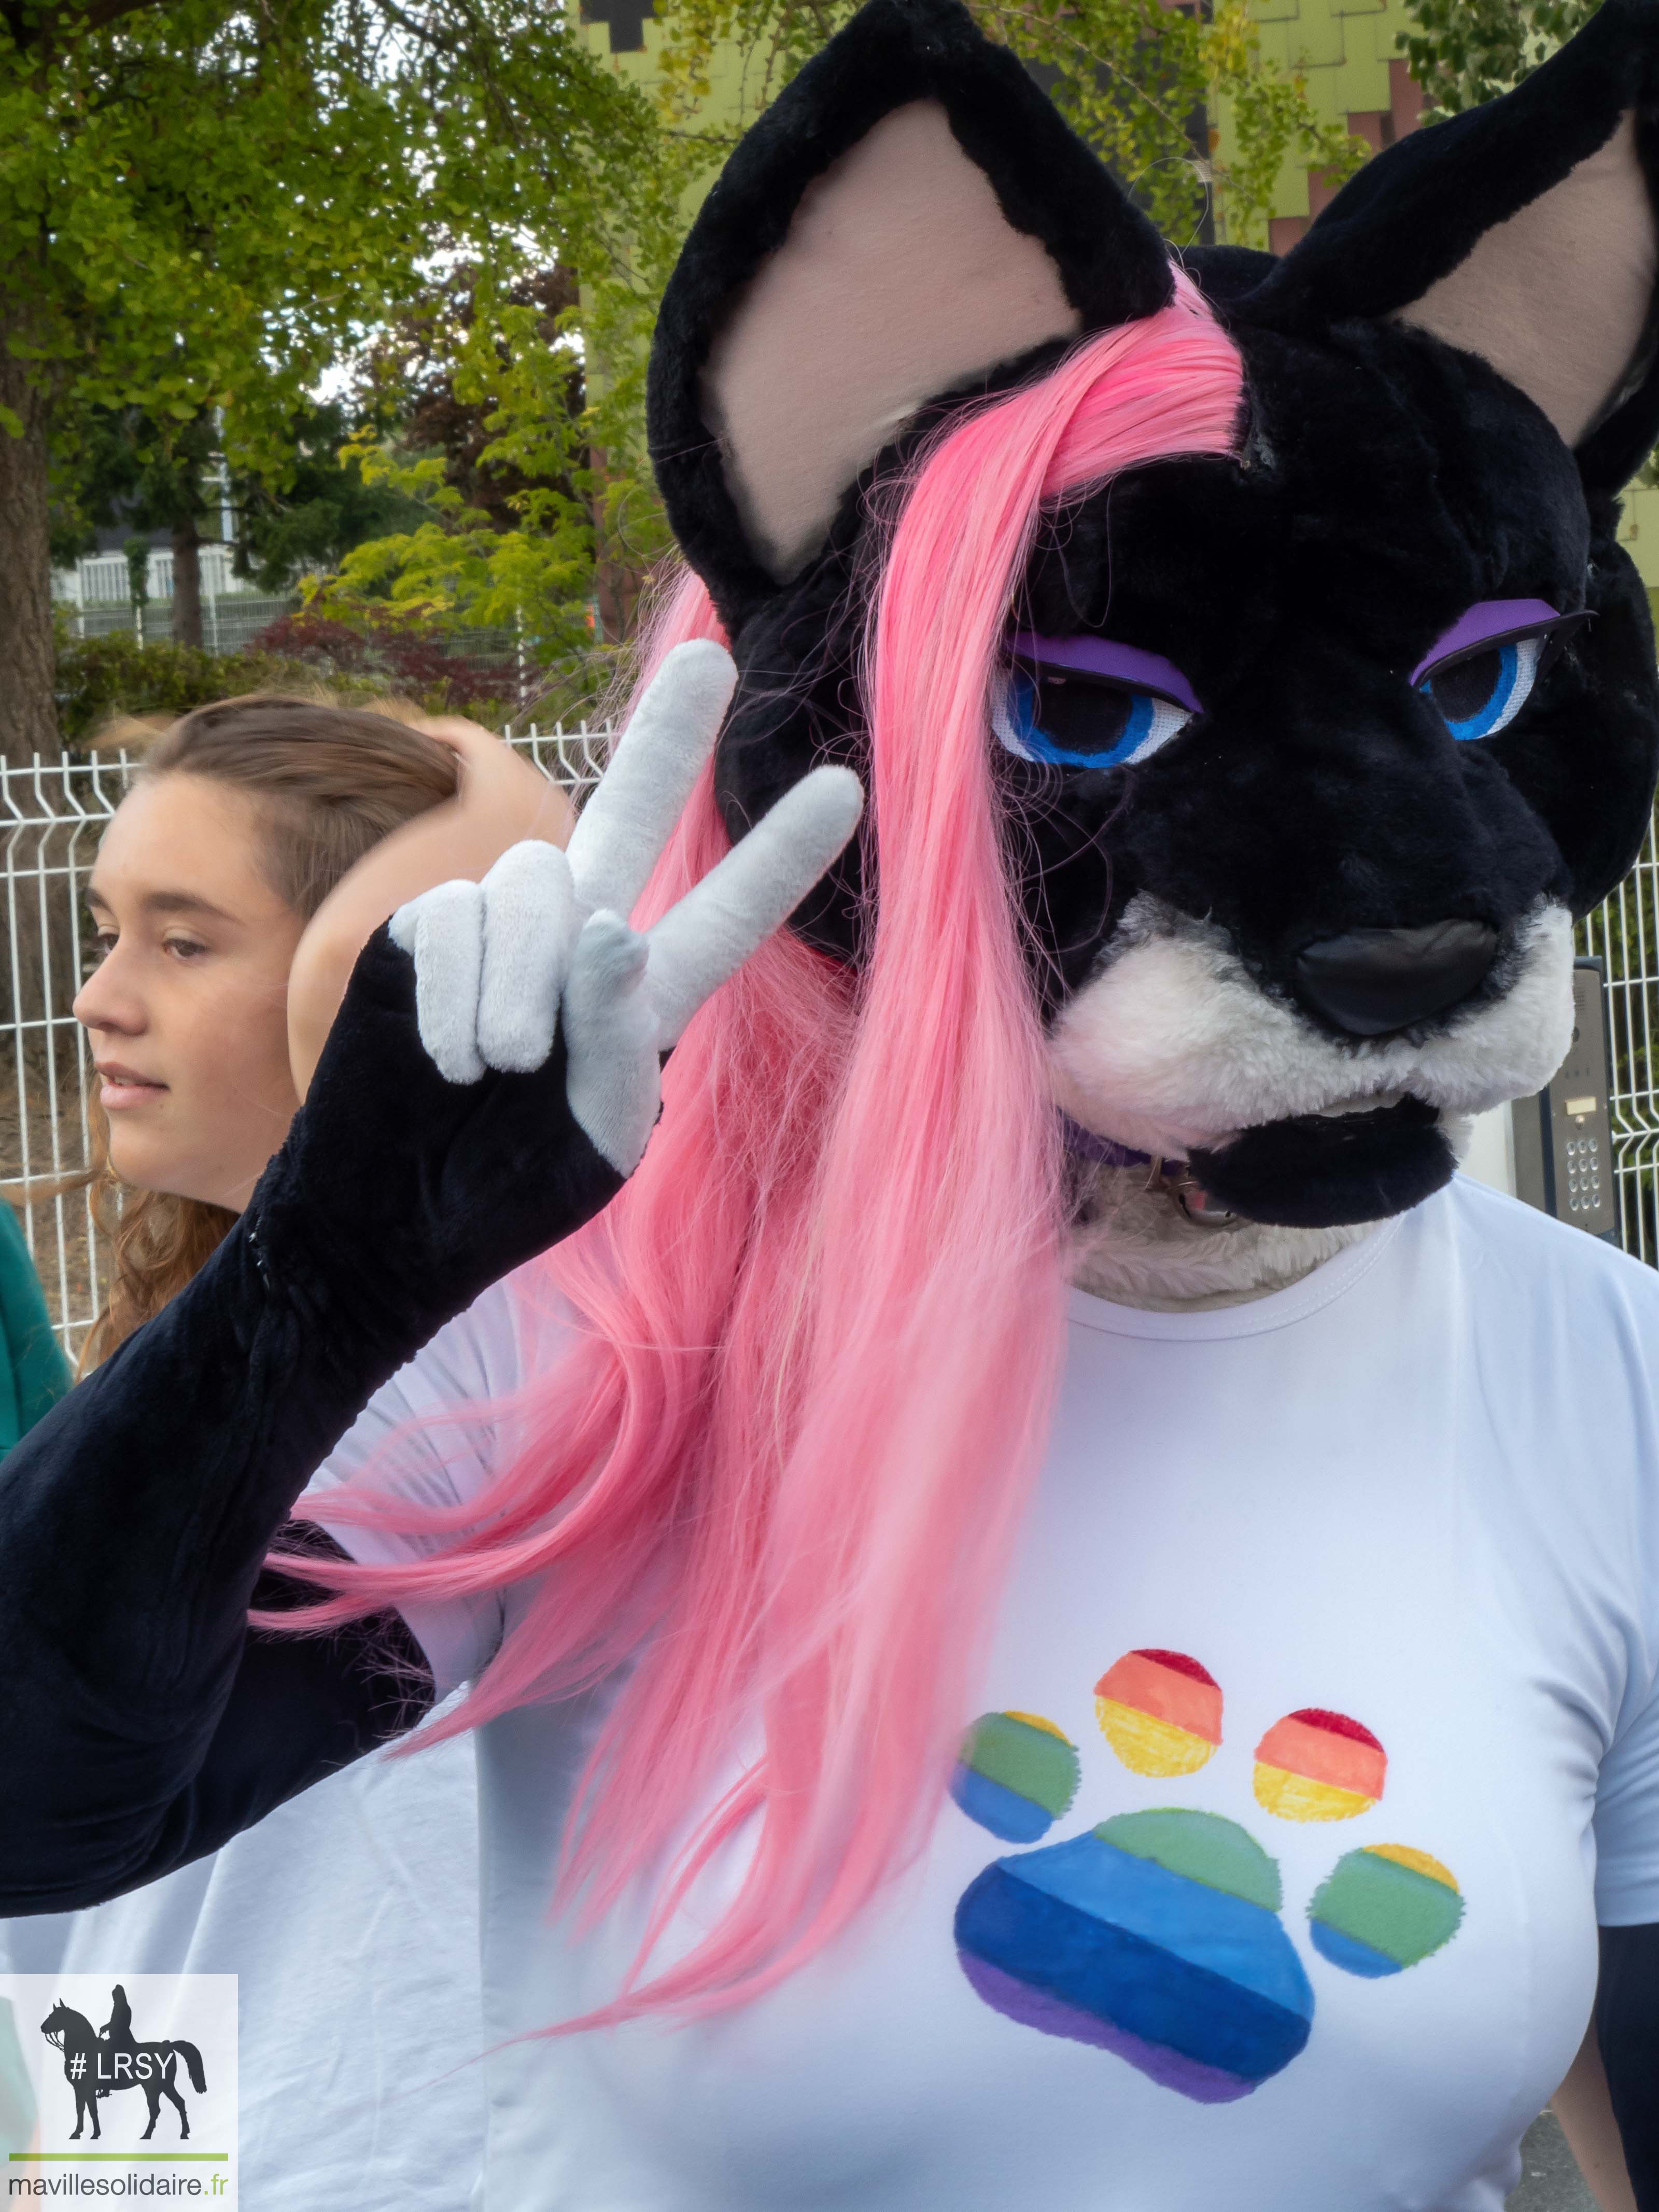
[1398,0,1596,119]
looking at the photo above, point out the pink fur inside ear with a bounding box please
[1398,109,1655,446]
[703,100,1081,582]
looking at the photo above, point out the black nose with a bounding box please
[1294,921,1500,1036]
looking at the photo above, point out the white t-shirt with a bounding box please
[305,1175,1659,2212]
[0,1719,486,2210]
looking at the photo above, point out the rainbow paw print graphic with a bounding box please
[951,1650,1464,2103]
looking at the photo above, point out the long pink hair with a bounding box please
[275,271,1243,2022]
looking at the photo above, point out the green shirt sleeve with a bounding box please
[0,1995,36,2158]
[0,1201,73,1453]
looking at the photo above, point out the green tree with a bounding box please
[0,1,652,764]
[313,265,627,703]
[1398,0,1597,118]
[353,271,586,538]
[53,397,430,643]
[231,402,430,597]
[52,404,223,645]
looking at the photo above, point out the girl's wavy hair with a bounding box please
[283,275,1245,2023]
[76,695,459,1372]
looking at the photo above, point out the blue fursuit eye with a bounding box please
[1417,635,1546,741]
[993,661,1194,770]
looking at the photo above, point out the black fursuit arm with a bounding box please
[0,1225,434,1912]
[0,927,622,1911]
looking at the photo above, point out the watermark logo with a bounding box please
[41,1986,208,2146]
[1,1978,235,2203]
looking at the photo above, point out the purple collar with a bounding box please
[1057,1111,1152,1170]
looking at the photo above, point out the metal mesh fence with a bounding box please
[1578,817,1659,1261]
[57,597,541,707]
[7,742,1659,1354]
[1,730,609,1357]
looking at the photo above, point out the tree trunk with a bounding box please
[0,339,59,770]
[171,519,203,649]
[593,552,642,645]
[0,330,78,1126]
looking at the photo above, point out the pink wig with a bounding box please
[278,271,1243,2021]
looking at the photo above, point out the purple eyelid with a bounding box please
[1009,632,1202,715]
[1409,599,1564,687]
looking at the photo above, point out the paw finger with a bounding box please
[644,764,863,1047]
[565,639,737,922]
[477,841,576,1073]
[562,911,659,1176]
[389,880,486,1085]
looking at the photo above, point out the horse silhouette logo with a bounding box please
[39,1984,207,2142]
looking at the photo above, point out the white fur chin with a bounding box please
[1048,895,1576,1160]
[1067,1168,1375,1311]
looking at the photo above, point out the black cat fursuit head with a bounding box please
[648,0,1659,1230]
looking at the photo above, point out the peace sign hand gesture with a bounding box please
[388,639,862,1174]
[256,641,862,1343]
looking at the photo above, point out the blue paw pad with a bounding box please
[955,1811,1313,2102]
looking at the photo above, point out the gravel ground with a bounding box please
[1509,2114,1598,2210]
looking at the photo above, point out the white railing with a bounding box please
[58,547,241,608]
[1,730,609,1356]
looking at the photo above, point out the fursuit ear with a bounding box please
[1249,0,1659,491]
[647,0,1173,621]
